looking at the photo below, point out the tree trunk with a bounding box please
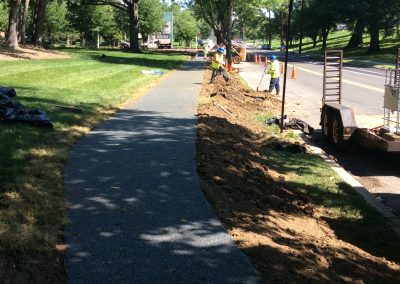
[312,34,317,48]
[18,0,30,44]
[96,31,100,50]
[321,29,329,50]
[368,25,380,53]
[214,30,223,45]
[80,33,85,47]
[346,19,364,48]
[33,0,47,46]
[6,0,21,49]
[129,1,140,52]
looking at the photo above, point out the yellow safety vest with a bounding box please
[212,53,224,69]
[268,60,280,78]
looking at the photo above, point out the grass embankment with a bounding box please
[298,31,400,68]
[263,30,400,68]
[0,50,187,282]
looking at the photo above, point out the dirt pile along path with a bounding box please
[196,68,400,283]
[0,45,69,61]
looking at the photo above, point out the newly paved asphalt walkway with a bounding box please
[64,60,259,283]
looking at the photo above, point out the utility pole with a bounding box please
[280,0,294,133]
[299,0,304,54]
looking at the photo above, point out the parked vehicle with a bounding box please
[320,49,400,152]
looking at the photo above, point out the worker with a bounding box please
[266,54,280,95]
[210,47,229,84]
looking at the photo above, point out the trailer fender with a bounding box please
[322,103,357,141]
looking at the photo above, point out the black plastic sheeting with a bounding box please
[0,86,53,127]
[266,115,314,135]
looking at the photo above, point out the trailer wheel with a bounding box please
[233,55,242,64]
[332,112,345,147]
[321,108,331,141]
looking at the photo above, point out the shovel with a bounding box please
[256,66,268,92]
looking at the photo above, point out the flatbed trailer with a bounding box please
[320,49,400,152]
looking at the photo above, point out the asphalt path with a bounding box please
[240,49,400,217]
[64,60,259,284]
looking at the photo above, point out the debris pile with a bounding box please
[0,86,53,127]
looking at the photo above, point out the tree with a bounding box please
[0,1,8,32]
[18,0,30,44]
[192,0,234,62]
[6,0,21,49]
[33,0,48,46]
[75,0,141,52]
[174,9,197,47]
[67,3,116,48]
[44,0,69,45]
[362,0,400,53]
[138,0,164,42]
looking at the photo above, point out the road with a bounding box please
[239,49,400,216]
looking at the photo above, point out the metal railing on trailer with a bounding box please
[384,68,400,135]
[323,50,343,106]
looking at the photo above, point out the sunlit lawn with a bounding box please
[0,49,187,282]
[260,30,400,68]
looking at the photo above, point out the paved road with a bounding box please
[64,60,259,284]
[240,50,400,216]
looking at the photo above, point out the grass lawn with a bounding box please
[260,30,400,68]
[0,49,187,282]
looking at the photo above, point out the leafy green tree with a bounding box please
[139,0,165,42]
[67,3,116,48]
[0,1,8,32]
[44,0,69,44]
[174,9,197,46]
[73,0,141,52]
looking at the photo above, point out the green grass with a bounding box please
[0,49,187,281]
[258,30,400,68]
[294,30,400,68]
[262,146,400,261]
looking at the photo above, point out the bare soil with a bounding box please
[196,68,400,283]
[0,45,69,61]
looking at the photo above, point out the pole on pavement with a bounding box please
[280,0,294,133]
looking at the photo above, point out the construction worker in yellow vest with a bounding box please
[210,47,229,84]
[266,54,280,95]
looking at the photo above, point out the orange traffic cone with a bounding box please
[254,54,258,63]
[229,62,233,72]
[280,63,285,75]
[291,64,297,79]
[258,55,262,64]
[265,57,268,66]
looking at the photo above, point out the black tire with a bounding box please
[321,108,332,142]
[233,55,241,64]
[331,112,345,148]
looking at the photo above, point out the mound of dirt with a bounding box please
[196,68,400,283]
[0,45,69,61]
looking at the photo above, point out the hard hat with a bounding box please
[217,47,225,53]
[270,54,277,60]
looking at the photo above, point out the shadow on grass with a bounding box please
[88,53,202,71]
[197,114,400,283]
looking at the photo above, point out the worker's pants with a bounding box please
[268,77,280,93]
[210,67,229,83]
